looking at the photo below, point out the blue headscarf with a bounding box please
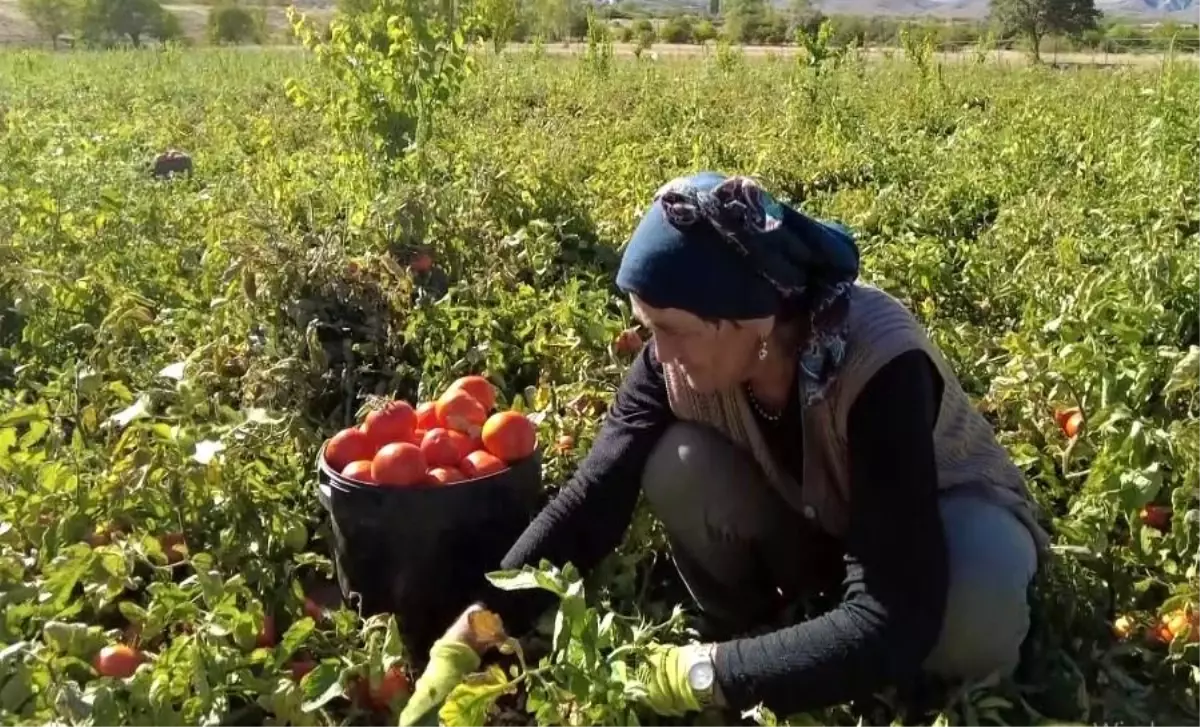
[616,171,861,404]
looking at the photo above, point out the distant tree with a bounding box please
[708,0,719,15]
[17,0,74,48]
[631,17,654,43]
[78,0,179,46]
[990,0,1100,62]
[659,14,694,43]
[478,0,520,52]
[694,18,717,43]
[724,0,766,42]
[208,2,261,45]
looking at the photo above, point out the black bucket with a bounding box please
[315,444,543,659]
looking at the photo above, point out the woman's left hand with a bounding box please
[633,643,709,716]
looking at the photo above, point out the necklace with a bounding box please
[744,383,783,423]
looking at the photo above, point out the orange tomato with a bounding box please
[555,435,575,454]
[481,411,537,462]
[362,401,417,447]
[1063,411,1084,438]
[325,427,376,471]
[428,466,466,485]
[461,450,507,479]
[94,644,143,678]
[342,460,376,484]
[436,389,488,436]
[446,375,497,412]
[421,428,461,469]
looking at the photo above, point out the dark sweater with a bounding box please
[484,341,950,716]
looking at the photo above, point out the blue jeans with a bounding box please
[641,422,1039,681]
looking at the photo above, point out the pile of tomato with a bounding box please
[321,375,538,486]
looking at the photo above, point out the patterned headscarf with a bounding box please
[616,172,860,404]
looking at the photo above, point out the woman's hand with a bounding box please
[633,643,722,717]
[397,605,494,726]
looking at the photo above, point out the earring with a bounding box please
[758,337,769,361]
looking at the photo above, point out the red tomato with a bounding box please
[1140,505,1171,531]
[428,466,466,485]
[94,644,143,678]
[410,253,433,273]
[362,401,417,447]
[446,429,476,460]
[289,658,317,681]
[372,442,427,487]
[416,401,438,430]
[421,428,461,469]
[342,460,376,484]
[326,427,376,471]
[354,666,411,711]
[460,450,507,479]
[303,597,324,622]
[481,411,537,462]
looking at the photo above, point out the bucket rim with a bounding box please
[316,441,541,493]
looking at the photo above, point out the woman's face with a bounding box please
[631,295,770,394]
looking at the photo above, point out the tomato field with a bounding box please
[0,27,1198,727]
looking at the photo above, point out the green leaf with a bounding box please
[485,567,564,596]
[279,618,315,662]
[299,662,344,712]
[0,406,45,428]
[42,621,108,658]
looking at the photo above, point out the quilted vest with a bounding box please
[660,283,1050,551]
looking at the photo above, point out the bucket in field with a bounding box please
[314,444,543,659]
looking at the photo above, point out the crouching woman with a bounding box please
[399,172,1049,724]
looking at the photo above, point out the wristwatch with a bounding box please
[684,643,719,706]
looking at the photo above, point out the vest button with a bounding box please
[803,505,816,520]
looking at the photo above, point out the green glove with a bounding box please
[634,644,703,717]
[397,638,481,726]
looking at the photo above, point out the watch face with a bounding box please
[689,661,715,692]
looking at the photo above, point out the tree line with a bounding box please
[16,0,1200,57]
[17,0,267,47]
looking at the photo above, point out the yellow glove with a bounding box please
[397,638,481,726]
[634,644,704,716]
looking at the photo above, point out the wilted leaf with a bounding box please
[158,361,187,381]
[439,665,510,727]
[193,439,225,465]
[1164,346,1199,395]
[107,396,150,429]
[467,609,507,647]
